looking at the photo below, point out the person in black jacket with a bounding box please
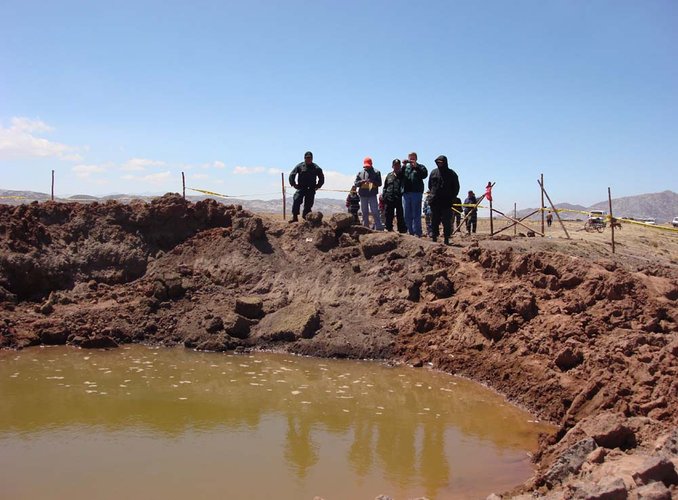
[382,159,406,233]
[464,190,478,234]
[427,155,460,244]
[288,151,325,222]
[354,157,383,230]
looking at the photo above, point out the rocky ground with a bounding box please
[1,194,677,499]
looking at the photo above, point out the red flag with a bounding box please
[485,182,493,202]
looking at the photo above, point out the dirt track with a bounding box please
[1,195,677,499]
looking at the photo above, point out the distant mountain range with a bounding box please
[516,190,678,223]
[2,188,676,222]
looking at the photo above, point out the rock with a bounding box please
[486,495,502,500]
[581,413,636,450]
[314,228,337,251]
[244,216,266,241]
[428,276,454,299]
[329,213,353,232]
[38,327,68,345]
[40,302,54,315]
[205,316,224,333]
[636,481,672,500]
[338,233,357,247]
[543,438,598,486]
[375,496,393,500]
[79,335,119,349]
[223,313,251,339]
[255,303,321,341]
[235,297,264,319]
[406,277,423,302]
[153,272,185,301]
[567,477,628,499]
[632,457,678,487]
[305,211,323,227]
[360,232,399,258]
[555,347,584,371]
[655,429,678,458]
[587,447,607,464]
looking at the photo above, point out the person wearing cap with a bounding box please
[354,157,383,230]
[401,152,428,237]
[382,159,406,233]
[464,190,478,234]
[288,151,325,222]
[427,155,460,244]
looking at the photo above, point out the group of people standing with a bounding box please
[288,151,479,245]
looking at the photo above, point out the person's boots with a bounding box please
[289,214,299,223]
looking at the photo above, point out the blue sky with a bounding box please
[1,0,676,211]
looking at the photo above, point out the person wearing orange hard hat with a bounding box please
[353,157,383,230]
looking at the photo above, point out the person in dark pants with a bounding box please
[427,155,460,244]
[464,190,478,234]
[452,197,462,233]
[288,151,324,222]
[346,186,360,224]
[382,159,406,233]
[546,211,553,227]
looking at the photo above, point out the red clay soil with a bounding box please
[1,194,677,499]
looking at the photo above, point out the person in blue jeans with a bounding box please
[401,152,428,236]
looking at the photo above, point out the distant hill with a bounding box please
[0,188,346,215]
[517,190,678,223]
[589,190,678,223]
[3,188,675,221]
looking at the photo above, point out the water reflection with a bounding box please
[0,346,553,499]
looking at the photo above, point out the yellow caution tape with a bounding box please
[0,196,28,199]
[536,207,677,233]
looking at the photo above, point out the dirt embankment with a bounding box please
[1,194,677,499]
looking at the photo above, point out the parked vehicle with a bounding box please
[672,217,678,228]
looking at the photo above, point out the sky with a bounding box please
[1,0,676,211]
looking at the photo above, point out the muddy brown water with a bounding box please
[0,346,553,499]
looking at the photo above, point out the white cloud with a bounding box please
[121,171,172,184]
[320,170,356,193]
[72,164,107,178]
[0,116,82,161]
[121,158,165,171]
[191,173,209,180]
[268,167,283,175]
[233,166,266,175]
[212,161,226,169]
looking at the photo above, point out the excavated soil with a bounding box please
[1,195,677,499]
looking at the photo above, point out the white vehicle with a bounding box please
[672,217,678,228]
[639,217,656,225]
[588,210,606,223]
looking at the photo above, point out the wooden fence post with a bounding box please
[608,187,615,254]
[182,172,186,200]
[538,179,571,239]
[51,170,55,201]
[513,202,517,236]
[540,173,545,236]
[281,173,286,220]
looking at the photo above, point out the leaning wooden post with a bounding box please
[513,202,517,236]
[51,170,55,201]
[538,179,571,239]
[540,173,545,235]
[181,172,186,200]
[608,187,615,254]
[487,182,494,235]
[281,172,286,220]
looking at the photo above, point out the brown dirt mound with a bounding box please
[1,194,676,499]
